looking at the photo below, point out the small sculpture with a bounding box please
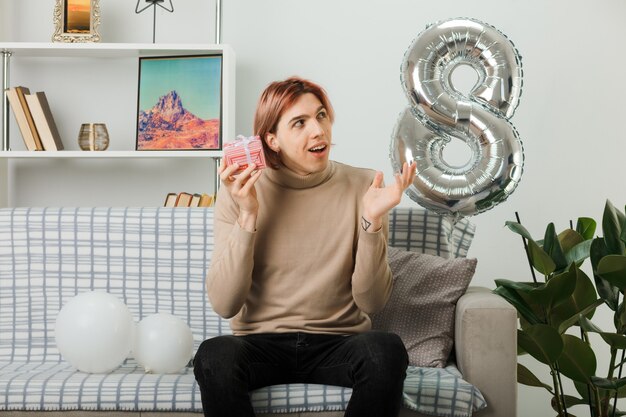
[135,0,174,43]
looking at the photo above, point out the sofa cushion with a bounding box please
[387,208,475,258]
[251,364,485,416]
[0,360,485,416]
[0,361,200,411]
[402,365,486,416]
[371,247,477,367]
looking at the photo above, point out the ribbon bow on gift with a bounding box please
[233,135,257,166]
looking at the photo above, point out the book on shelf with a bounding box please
[24,92,64,151]
[198,193,214,207]
[163,192,177,207]
[189,193,202,207]
[174,192,193,207]
[5,86,44,151]
[164,192,215,208]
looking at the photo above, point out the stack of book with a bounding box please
[164,192,215,207]
[5,86,64,151]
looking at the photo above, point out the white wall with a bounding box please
[2,0,626,415]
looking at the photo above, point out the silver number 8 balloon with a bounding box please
[390,18,524,220]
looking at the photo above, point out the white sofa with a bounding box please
[0,207,516,417]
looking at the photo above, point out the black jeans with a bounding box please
[193,331,408,417]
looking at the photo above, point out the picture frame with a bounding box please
[52,0,101,43]
[136,54,223,151]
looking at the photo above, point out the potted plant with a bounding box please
[494,200,626,417]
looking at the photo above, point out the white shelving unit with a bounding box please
[0,150,224,158]
[0,42,235,207]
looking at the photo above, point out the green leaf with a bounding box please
[517,363,553,391]
[529,265,576,309]
[618,302,626,332]
[590,376,626,391]
[578,315,626,348]
[576,217,597,241]
[603,200,626,255]
[557,229,584,255]
[591,237,610,272]
[504,221,556,275]
[517,324,563,365]
[600,333,626,349]
[574,381,592,401]
[550,265,598,331]
[572,380,626,403]
[557,299,604,334]
[550,394,587,412]
[544,223,568,272]
[617,385,626,399]
[598,255,626,291]
[494,279,538,293]
[517,343,527,356]
[505,221,534,241]
[577,378,626,401]
[590,238,620,311]
[518,290,548,324]
[578,315,603,333]
[564,239,593,267]
[557,334,597,383]
[528,239,556,276]
[493,284,542,325]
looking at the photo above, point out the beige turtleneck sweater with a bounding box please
[206,161,392,335]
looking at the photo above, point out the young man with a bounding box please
[194,77,416,417]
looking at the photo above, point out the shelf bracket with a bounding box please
[215,0,222,44]
[2,50,11,152]
[211,156,221,195]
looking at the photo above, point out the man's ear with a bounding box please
[265,133,280,152]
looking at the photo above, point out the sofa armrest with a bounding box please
[454,286,517,417]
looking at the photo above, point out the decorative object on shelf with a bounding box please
[52,0,101,43]
[25,92,65,151]
[198,193,214,207]
[5,86,44,151]
[136,54,223,151]
[174,192,193,207]
[78,123,109,151]
[163,192,213,207]
[135,0,175,44]
[163,192,177,207]
[390,17,523,224]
